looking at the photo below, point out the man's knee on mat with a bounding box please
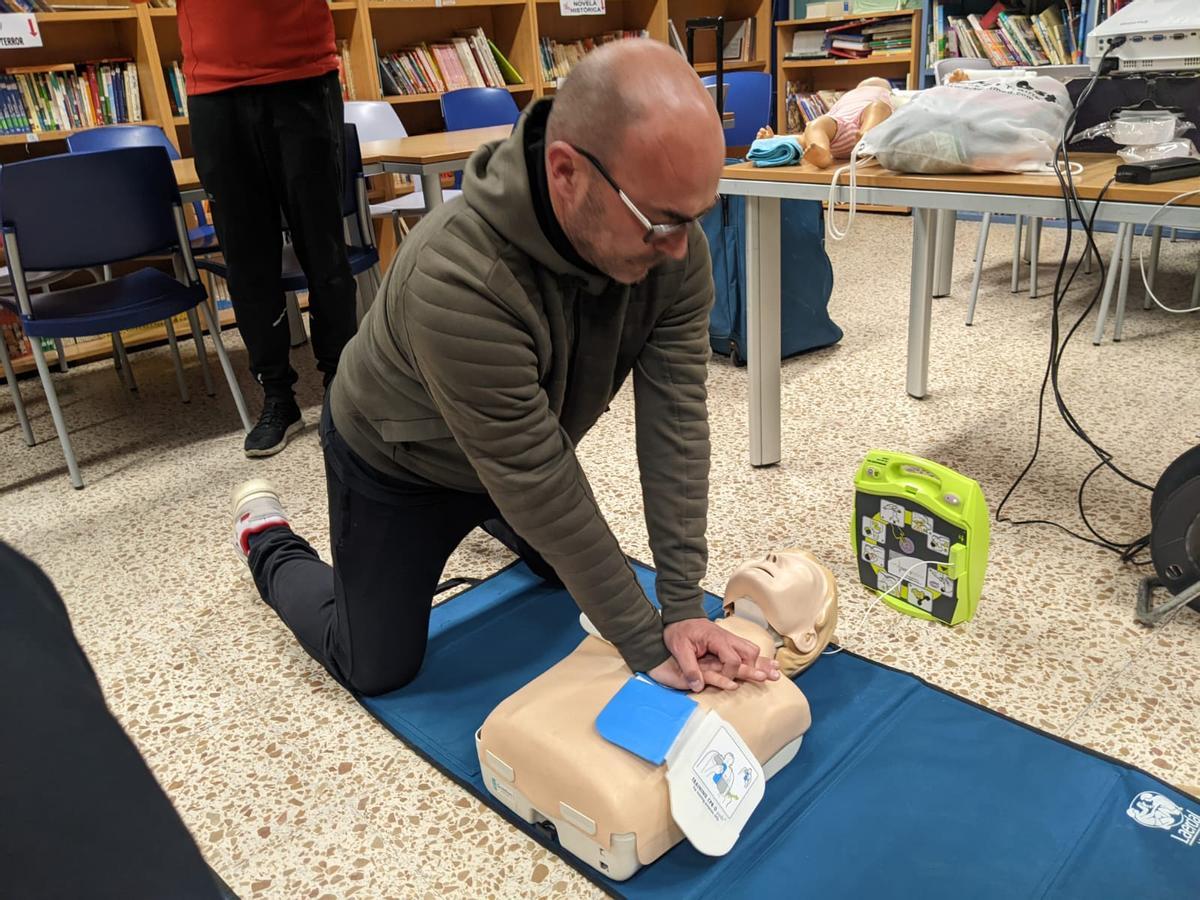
[348,655,424,697]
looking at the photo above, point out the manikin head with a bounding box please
[722,549,838,676]
[544,39,726,285]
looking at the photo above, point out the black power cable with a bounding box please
[995,36,1154,563]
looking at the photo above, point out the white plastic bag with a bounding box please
[857,76,1074,175]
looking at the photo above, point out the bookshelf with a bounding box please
[666,0,771,73]
[776,10,922,131]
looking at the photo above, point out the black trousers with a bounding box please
[190,71,357,398]
[0,542,221,900]
[247,402,560,696]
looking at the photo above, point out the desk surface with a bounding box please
[362,125,512,165]
[721,153,1200,207]
[172,125,513,193]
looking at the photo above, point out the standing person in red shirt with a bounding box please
[166,0,358,456]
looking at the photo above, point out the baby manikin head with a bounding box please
[722,549,838,676]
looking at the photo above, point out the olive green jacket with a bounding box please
[329,100,713,672]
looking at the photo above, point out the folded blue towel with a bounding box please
[746,135,804,167]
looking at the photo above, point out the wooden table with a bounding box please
[172,124,514,208]
[718,154,1200,467]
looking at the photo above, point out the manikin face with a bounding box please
[722,549,837,660]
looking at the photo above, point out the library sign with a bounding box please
[0,14,42,49]
[560,0,605,14]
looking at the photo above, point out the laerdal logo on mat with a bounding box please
[1126,791,1200,847]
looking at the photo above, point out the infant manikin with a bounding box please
[475,549,838,880]
[757,77,896,168]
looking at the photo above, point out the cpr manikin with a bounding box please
[475,550,838,880]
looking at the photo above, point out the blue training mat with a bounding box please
[361,562,1200,899]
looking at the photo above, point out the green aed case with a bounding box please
[852,450,990,626]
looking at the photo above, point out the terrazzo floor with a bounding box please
[2,213,1198,898]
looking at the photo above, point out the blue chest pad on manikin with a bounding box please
[595,674,767,856]
[595,674,699,764]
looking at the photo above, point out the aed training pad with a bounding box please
[358,561,1200,899]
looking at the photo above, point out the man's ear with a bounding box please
[545,140,582,200]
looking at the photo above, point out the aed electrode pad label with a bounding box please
[689,725,760,820]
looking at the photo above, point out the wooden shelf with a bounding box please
[371,0,526,7]
[782,53,911,69]
[173,115,189,126]
[776,10,917,27]
[384,83,531,105]
[36,9,138,22]
[695,59,767,74]
[147,6,177,16]
[0,120,160,146]
[329,0,358,9]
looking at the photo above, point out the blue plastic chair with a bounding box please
[67,125,218,253]
[195,123,382,332]
[440,87,521,131]
[0,146,252,488]
[701,72,772,149]
[441,88,520,190]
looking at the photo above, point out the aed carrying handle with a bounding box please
[686,16,724,120]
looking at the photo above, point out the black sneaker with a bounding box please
[244,396,303,458]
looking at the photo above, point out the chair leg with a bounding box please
[390,210,403,246]
[1113,223,1135,342]
[1029,217,1042,299]
[52,337,68,374]
[1083,239,1094,275]
[111,331,137,393]
[186,307,215,397]
[1094,223,1128,345]
[286,293,307,348]
[1011,216,1023,292]
[198,302,252,433]
[966,212,992,326]
[30,340,82,488]
[1144,225,1162,310]
[164,317,190,404]
[0,332,34,447]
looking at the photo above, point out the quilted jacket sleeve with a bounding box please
[633,227,713,626]
[402,255,671,674]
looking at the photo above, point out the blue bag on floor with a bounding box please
[703,194,841,366]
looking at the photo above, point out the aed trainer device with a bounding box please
[1115,157,1200,185]
[852,450,990,625]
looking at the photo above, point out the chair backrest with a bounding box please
[441,87,520,131]
[0,147,182,271]
[66,124,181,160]
[344,101,409,144]
[701,71,771,148]
[933,57,993,85]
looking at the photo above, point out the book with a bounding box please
[487,39,523,85]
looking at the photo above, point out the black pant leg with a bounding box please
[248,412,494,696]
[0,543,221,900]
[263,73,358,386]
[190,87,296,401]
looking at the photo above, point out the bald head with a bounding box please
[546,38,724,160]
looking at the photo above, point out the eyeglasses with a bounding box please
[569,144,711,243]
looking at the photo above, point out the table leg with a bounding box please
[1011,216,1023,293]
[745,194,782,468]
[420,169,445,209]
[907,207,937,399]
[1029,217,1041,299]
[933,209,956,298]
[1094,222,1128,345]
[1144,225,1161,310]
[1113,223,1134,341]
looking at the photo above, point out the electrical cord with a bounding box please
[1137,189,1200,314]
[823,559,934,657]
[995,36,1157,562]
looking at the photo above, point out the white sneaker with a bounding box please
[231,479,290,559]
